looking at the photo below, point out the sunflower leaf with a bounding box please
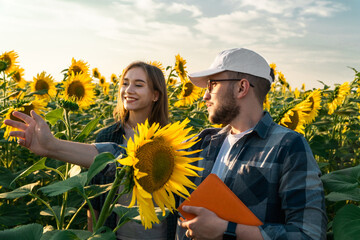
[87,152,116,185]
[113,204,140,226]
[333,204,360,240]
[10,157,47,187]
[45,108,65,126]
[39,172,87,196]
[0,181,40,199]
[0,223,43,240]
[74,117,100,142]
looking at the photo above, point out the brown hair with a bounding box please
[225,71,271,105]
[113,61,169,127]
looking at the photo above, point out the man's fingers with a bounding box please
[11,111,33,124]
[4,119,27,131]
[181,205,203,215]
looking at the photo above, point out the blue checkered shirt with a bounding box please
[178,112,327,240]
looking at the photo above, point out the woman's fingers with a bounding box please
[3,119,28,131]
[11,111,34,124]
[9,131,26,139]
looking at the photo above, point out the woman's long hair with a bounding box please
[113,61,169,127]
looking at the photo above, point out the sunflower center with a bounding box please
[10,105,34,123]
[67,81,85,100]
[303,97,314,114]
[71,66,82,75]
[135,137,175,193]
[3,55,11,67]
[13,72,21,82]
[35,79,49,91]
[100,78,105,85]
[286,111,300,130]
[183,82,194,97]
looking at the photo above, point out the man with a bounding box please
[177,48,327,239]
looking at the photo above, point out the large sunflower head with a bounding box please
[303,89,322,123]
[68,58,90,76]
[174,54,187,82]
[0,50,19,75]
[61,72,95,109]
[174,79,203,107]
[118,119,203,229]
[1,99,47,141]
[11,66,27,88]
[327,82,350,115]
[30,71,57,100]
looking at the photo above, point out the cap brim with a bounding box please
[188,68,225,88]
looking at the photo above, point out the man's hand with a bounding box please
[180,206,227,240]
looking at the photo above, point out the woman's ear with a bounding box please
[153,90,159,102]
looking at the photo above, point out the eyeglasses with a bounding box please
[207,79,254,94]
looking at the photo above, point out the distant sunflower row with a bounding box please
[1,50,360,141]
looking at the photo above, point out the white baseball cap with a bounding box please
[189,48,273,88]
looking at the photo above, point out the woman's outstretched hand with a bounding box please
[4,110,56,157]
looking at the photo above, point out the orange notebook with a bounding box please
[177,173,262,226]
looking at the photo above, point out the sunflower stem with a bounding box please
[94,166,127,232]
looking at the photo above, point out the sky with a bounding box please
[1,0,359,89]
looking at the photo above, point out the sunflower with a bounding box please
[99,76,106,87]
[11,66,27,88]
[110,73,118,85]
[263,94,270,111]
[30,71,57,100]
[270,63,277,76]
[279,101,312,135]
[148,61,165,75]
[118,119,203,229]
[0,50,19,75]
[92,68,101,79]
[68,58,90,76]
[278,71,289,89]
[327,82,350,115]
[302,89,322,123]
[167,77,177,86]
[61,72,95,109]
[1,99,47,141]
[174,54,187,82]
[294,88,300,99]
[102,82,110,95]
[174,79,203,107]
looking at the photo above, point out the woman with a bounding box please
[4,61,175,239]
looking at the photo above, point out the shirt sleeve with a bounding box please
[259,135,327,240]
[93,142,125,157]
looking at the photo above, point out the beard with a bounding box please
[209,85,239,125]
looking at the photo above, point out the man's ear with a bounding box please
[237,79,250,98]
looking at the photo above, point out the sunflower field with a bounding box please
[0,50,359,239]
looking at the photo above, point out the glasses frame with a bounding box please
[207,79,254,93]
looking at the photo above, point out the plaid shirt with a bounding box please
[178,112,327,240]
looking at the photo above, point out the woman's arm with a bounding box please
[4,110,98,168]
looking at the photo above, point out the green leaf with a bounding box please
[45,108,64,126]
[333,204,360,240]
[84,183,113,199]
[321,165,360,201]
[46,230,80,240]
[0,223,43,240]
[74,117,100,142]
[0,167,16,189]
[0,181,40,199]
[10,157,47,187]
[89,226,116,240]
[0,204,30,227]
[39,172,87,197]
[87,152,116,184]
[326,191,360,202]
[41,230,93,240]
[113,204,140,226]
[40,206,77,218]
